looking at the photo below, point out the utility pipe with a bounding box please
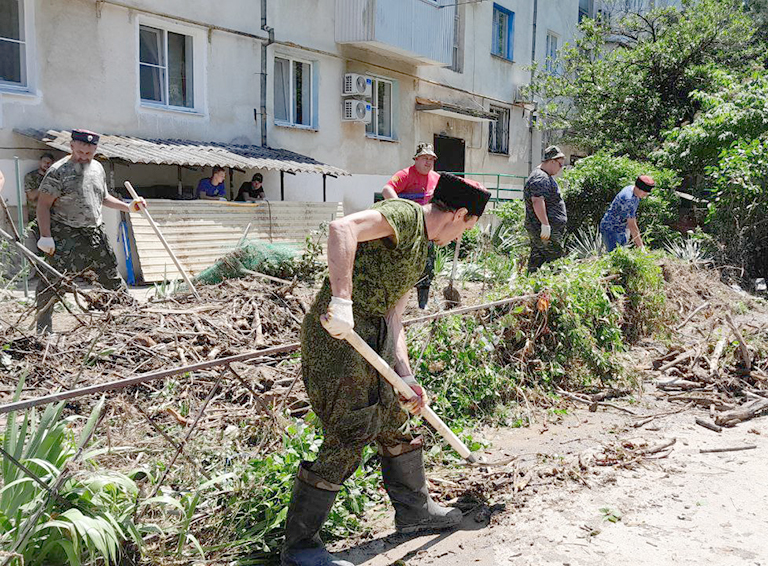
[528,0,538,174]
[260,0,275,148]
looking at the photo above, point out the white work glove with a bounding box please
[37,236,55,255]
[322,296,354,339]
[540,224,551,241]
[398,375,430,416]
[129,197,147,213]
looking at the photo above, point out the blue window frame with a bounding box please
[492,4,514,61]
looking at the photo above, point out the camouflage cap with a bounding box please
[543,145,565,161]
[413,143,437,159]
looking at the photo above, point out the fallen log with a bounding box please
[695,418,722,433]
[714,398,768,427]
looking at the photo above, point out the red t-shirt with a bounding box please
[386,166,440,205]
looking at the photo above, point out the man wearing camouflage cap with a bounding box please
[523,145,568,273]
[281,174,491,566]
[35,129,145,334]
[382,142,441,308]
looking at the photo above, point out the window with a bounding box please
[366,78,394,139]
[578,0,591,22]
[545,32,559,74]
[274,56,313,127]
[0,0,26,87]
[491,4,514,61]
[139,25,194,109]
[488,105,510,155]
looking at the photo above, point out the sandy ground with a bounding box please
[334,389,768,566]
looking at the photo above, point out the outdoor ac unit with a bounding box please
[343,73,373,97]
[342,99,372,123]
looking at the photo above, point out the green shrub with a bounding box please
[561,152,680,246]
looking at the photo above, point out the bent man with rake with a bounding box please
[35,129,145,334]
[281,174,491,566]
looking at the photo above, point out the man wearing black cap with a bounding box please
[235,173,265,202]
[523,145,568,273]
[600,175,655,251]
[34,129,145,334]
[281,174,491,566]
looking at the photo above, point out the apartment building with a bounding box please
[0,0,585,279]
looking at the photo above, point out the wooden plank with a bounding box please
[129,200,342,283]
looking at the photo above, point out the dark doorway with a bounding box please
[433,135,466,175]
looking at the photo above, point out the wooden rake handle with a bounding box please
[124,181,200,300]
[339,327,477,463]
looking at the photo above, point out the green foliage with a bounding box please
[219,414,381,560]
[704,135,768,277]
[0,395,142,565]
[528,0,757,158]
[194,241,300,285]
[653,71,768,185]
[561,152,680,245]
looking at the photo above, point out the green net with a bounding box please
[193,241,300,285]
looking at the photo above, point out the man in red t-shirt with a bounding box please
[383,143,441,308]
[382,143,440,204]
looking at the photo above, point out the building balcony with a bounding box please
[335,0,455,66]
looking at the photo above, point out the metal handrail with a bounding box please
[444,171,526,202]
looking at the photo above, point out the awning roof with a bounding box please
[15,129,350,176]
[415,96,496,123]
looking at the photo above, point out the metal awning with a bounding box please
[415,96,496,123]
[15,129,350,176]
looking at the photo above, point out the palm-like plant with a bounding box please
[0,385,142,565]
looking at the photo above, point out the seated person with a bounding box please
[235,173,265,202]
[197,166,227,200]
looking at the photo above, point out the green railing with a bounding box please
[445,172,526,202]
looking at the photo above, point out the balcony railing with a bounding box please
[335,0,455,66]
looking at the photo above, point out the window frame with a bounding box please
[491,4,514,61]
[365,76,396,141]
[488,105,510,155]
[0,0,36,94]
[274,54,316,129]
[545,31,559,75]
[139,24,194,111]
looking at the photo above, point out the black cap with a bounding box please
[252,173,263,183]
[432,173,491,218]
[635,175,655,193]
[71,129,100,145]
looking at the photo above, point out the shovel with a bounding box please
[325,322,513,467]
[443,239,461,307]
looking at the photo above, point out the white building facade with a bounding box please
[1,0,587,277]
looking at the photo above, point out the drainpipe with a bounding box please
[528,0,538,174]
[260,0,275,148]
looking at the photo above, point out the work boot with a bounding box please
[281,463,353,566]
[380,446,462,534]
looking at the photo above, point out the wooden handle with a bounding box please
[450,239,461,282]
[123,181,201,300]
[338,327,476,463]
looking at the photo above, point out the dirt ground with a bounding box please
[334,385,768,566]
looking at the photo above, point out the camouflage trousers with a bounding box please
[527,225,566,274]
[36,223,124,333]
[300,285,418,486]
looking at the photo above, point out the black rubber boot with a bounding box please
[416,285,430,309]
[380,447,462,534]
[281,463,353,566]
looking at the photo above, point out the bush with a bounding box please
[561,152,681,246]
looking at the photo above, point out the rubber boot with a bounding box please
[281,463,353,566]
[416,285,430,309]
[380,446,462,533]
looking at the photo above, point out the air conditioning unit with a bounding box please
[342,99,372,123]
[343,73,373,97]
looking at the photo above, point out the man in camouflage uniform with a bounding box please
[35,129,145,334]
[24,152,55,248]
[282,174,491,566]
[523,145,568,274]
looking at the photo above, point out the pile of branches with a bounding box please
[652,309,768,430]
[0,276,311,415]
